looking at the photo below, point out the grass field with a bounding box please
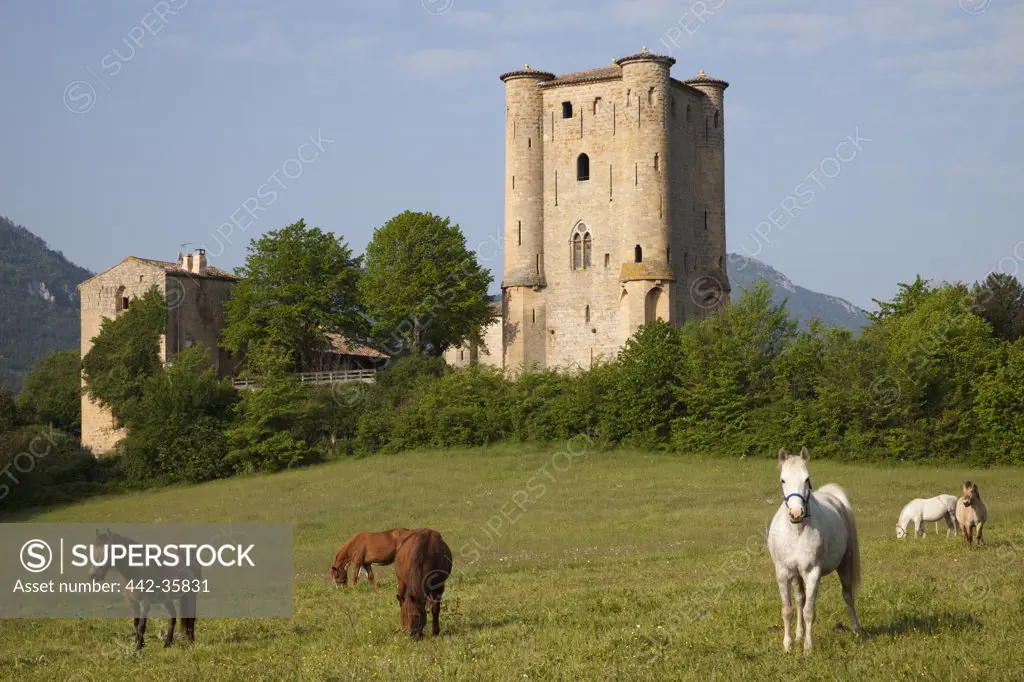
[2,445,1023,681]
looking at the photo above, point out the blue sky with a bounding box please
[1,0,1021,310]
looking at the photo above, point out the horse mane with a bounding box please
[330,538,354,575]
[402,532,429,603]
[897,501,914,530]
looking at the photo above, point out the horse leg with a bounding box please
[365,564,378,588]
[351,553,364,587]
[976,522,985,546]
[791,577,806,643]
[163,600,177,648]
[801,569,822,654]
[430,596,442,636]
[775,575,794,653]
[136,603,150,650]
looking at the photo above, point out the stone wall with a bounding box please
[78,259,168,455]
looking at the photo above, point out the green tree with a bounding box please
[223,219,365,371]
[672,281,797,453]
[972,272,1024,343]
[225,345,317,472]
[120,345,237,483]
[973,339,1024,463]
[360,210,495,355]
[81,285,166,423]
[18,349,82,432]
[869,275,932,322]
[0,387,22,434]
[607,320,687,446]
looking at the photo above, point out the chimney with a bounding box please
[192,248,207,275]
[180,252,193,271]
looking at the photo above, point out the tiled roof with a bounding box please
[681,69,729,89]
[541,65,622,88]
[325,333,388,359]
[133,257,240,281]
[77,255,239,288]
[614,50,676,68]
[500,66,555,82]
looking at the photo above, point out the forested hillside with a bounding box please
[0,216,93,392]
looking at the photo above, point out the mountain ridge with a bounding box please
[726,253,869,332]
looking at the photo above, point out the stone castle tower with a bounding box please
[493,49,729,371]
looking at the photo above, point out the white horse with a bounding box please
[896,495,959,539]
[767,447,861,654]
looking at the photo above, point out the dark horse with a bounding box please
[394,528,452,638]
[329,528,414,588]
[87,529,200,650]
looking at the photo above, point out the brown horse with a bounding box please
[956,480,988,546]
[329,528,414,588]
[395,528,452,639]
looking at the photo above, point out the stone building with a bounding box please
[78,249,388,455]
[442,301,504,368]
[77,250,240,454]
[448,49,730,372]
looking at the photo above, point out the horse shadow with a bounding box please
[861,611,981,639]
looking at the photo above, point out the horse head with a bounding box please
[779,447,813,524]
[961,481,980,507]
[87,528,114,582]
[400,593,425,639]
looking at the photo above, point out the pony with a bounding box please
[87,529,199,650]
[329,528,414,588]
[896,495,959,539]
[394,528,452,639]
[956,481,987,546]
[767,447,862,654]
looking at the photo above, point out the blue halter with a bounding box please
[782,478,813,517]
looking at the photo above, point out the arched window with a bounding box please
[577,153,590,181]
[686,104,692,122]
[571,222,592,271]
[648,87,654,105]
[634,245,643,263]
[654,153,659,171]
[585,305,591,323]
[115,285,128,315]
[714,110,720,128]
[670,98,676,118]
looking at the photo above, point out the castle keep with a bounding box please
[487,50,729,370]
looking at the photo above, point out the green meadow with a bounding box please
[2,446,1023,681]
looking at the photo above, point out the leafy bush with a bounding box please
[0,426,119,514]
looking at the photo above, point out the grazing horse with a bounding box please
[896,495,959,539]
[956,481,987,546]
[394,528,452,639]
[329,528,414,588]
[87,529,199,650]
[767,447,862,654]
